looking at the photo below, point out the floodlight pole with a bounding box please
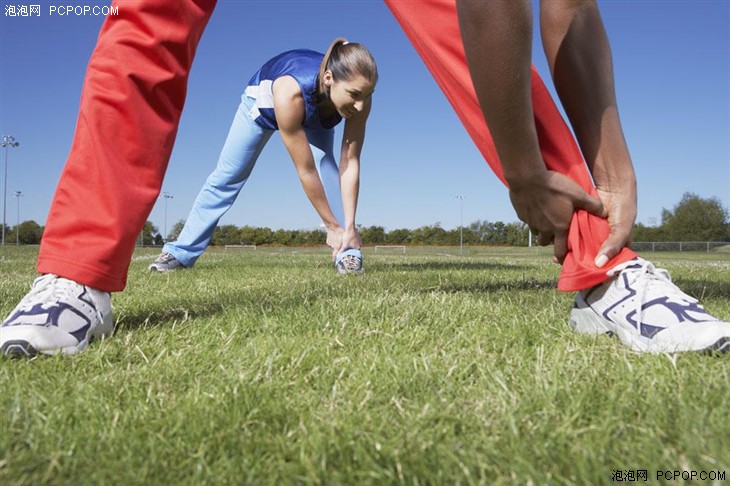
[160,191,173,242]
[455,195,464,255]
[1,135,20,246]
[13,191,23,245]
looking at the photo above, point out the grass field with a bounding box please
[1,246,729,485]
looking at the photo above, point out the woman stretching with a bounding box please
[149,39,377,274]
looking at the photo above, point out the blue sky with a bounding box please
[1,0,728,235]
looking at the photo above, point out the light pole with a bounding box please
[160,191,173,241]
[1,135,20,246]
[12,191,23,245]
[454,195,464,255]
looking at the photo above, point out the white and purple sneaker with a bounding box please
[0,274,114,357]
[569,258,730,353]
[335,248,364,275]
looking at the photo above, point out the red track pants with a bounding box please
[38,0,634,292]
[38,0,216,291]
[385,0,636,291]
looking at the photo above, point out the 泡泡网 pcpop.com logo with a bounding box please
[657,470,726,481]
[49,5,120,16]
[4,4,120,17]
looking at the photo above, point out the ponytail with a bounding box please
[318,37,349,94]
[318,37,379,96]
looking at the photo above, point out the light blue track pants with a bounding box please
[163,94,344,267]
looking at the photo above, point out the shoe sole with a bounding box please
[701,336,730,355]
[148,265,181,272]
[569,297,730,354]
[0,332,113,358]
[1,340,39,358]
[0,339,90,357]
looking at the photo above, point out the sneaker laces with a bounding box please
[607,259,698,326]
[155,253,175,263]
[17,274,83,312]
[340,254,361,270]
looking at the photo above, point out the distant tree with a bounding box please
[240,225,273,245]
[297,229,325,246]
[446,228,461,246]
[468,220,491,244]
[272,228,299,246]
[168,219,185,242]
[412,223,448,245]
[660,192,729,241]
[17,220,43,244]
[0,224,10,242]
[463,220,527,245]
[461,225,479,245]
[257,227,275,245]
[6,226,17,244]
[385,228,411,244]
[632,223,666,242]
[154,234,164,246]
[212,224,241,246]
[139,220,159,246]
[504,222,529,246]
[359,225,386,245]
[487,221,508,244]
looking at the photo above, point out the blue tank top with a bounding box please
[244,49,342,131]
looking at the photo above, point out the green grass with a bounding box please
[1,246,729,485]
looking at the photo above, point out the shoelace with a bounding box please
[608,259,697,326]
[156,253,174,263]
[340,254,361,270]
[20,274,81,311]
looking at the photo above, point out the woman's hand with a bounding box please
[338,227,362,255]
[326,226,345,260]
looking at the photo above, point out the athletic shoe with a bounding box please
[0,274,114,357]
[569,258,730,354]
[335,248,364,274]
[148,252,183,272]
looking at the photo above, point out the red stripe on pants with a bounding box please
[384,0,636,291]
[38,0,216,291]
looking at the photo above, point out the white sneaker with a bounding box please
[335,248,364,275]
[0,274,114,357]
[148,252,184,272]
[569,258,730,353]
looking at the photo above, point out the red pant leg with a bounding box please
[384,0,636,291]
[38,0,216,292]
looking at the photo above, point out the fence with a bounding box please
[224,244,257,250]
[630,241,729,252]
[374,245,407,253]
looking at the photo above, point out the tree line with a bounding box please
[0,220,43,245]
[3,192,728,246]
[632,193,729,242]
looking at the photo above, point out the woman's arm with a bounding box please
[273,76,343,250]
[337,98,371,252]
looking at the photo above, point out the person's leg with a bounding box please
[161,96,274,267]
[383,0,636,292]
[305,128,344,226]
[1,0,216,357]
[385,0,729,353]
[37,0,217,292]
